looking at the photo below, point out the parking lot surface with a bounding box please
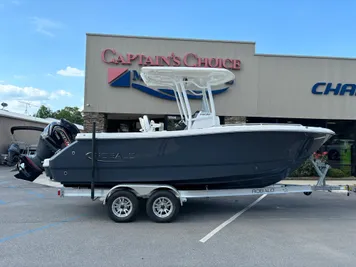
[1,166,355,267]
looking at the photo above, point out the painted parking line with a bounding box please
[27,191,45,198]
[0,181,12,185]
[0,196,58,205]
[0,216,82,244]
[199,194,267,243]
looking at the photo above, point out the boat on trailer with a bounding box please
[13,66,335,189]
[44,67,334,189]
[10,66,350,223]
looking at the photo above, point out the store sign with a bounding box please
[312,82,356,96]
[102,49,237,101]
[107,67,233,101]
[101,49,241,70]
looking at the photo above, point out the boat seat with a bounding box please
[139,116,151,132]
[139,117,147,132]
[139,115,164,132]
[143,115,151,131]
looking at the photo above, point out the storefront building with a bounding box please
[83,33,356,175]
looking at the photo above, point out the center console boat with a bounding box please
[11,67,335,191]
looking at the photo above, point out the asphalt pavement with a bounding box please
[0,166,356,267]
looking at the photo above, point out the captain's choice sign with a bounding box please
[101,49,241,70]
[101,49,240,100]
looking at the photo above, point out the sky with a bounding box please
[0,0,355,115]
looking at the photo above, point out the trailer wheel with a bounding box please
[146,190,180,223]
[107,190,139,223]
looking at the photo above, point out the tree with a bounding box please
[35,105,54,118]
[34,105,84,125]
[53,106,84,125]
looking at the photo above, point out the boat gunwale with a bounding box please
[75,124,335,140]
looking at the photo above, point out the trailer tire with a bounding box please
[107,190,139,223]
[146,190,180,223]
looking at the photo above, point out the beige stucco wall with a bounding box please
[84,34,356,120]
[255,55,356,120]
[0,117,46,154]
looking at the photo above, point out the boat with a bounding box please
[12,66,335,190]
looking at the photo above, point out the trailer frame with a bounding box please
[56,178,355,223]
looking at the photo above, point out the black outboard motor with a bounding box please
[12,119,80,182]
[6,143,22,166]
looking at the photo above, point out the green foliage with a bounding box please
[327,168,346,178]
[35,105,53,119]
[289,159,348,178]
[53,106,84,125]
[340,166,352,177]
[34,105,83,125]
[289,160,318,177]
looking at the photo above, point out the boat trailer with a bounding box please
[57,179,356,223]
[56,122,356,223]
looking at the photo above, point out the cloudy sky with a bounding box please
[0,0,355,115]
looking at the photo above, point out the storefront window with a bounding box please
[321,120,356,176]
[107,120,140,132]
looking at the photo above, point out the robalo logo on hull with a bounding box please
[102,49,239,101]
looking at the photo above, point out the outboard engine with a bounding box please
[11,119,80,182]
[6,143,22,166]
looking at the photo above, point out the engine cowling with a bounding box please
[10,119,80,182]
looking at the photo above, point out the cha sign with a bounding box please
[312,82,356,96]
[101,49,241,70]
